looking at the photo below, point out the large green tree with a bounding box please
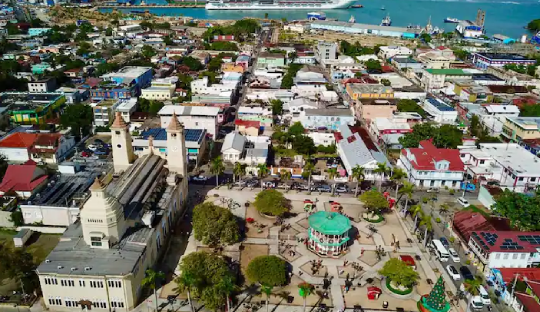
[492,190,540,231]
[60,104,93,138]
[527,19,540,32]
[360,190,389,214]
[378,258,419,288]
[398,123,463,148]
[246,255,287,286]
[254,189,288,216]
[177,252,236,311]
[193,202,240,246]
[397,99,426,118]
[181,56,204,71]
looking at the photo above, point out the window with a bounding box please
[480,160,485,165]
[44,277,58,285]
[91,236,103,247]
[90,280,104,288]
[521,253,527,259]
[108,280,122,288]
[48,297,62,306]
[519,177,524,181]
[513,253,518,259]
[503,253,509,260]
[495,253,501,259]
[65,299,79,307]
[111,300,125,308]
[93,301,107,309]
[60,279,74,287]
[532,177,537,182]
[79,280,85,287]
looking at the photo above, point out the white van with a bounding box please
[471,296,483,310]
[478,285,491,305]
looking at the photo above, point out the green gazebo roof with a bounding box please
[308,211,351,235]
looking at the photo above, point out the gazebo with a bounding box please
[307,211,351,257]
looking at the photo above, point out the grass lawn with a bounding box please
[463,204,491,218]
[0,231,60,295]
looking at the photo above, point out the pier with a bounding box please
[98,3,205,9]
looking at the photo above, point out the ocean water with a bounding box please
[99,0,540,38]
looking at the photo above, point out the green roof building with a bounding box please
[308,211,351,257]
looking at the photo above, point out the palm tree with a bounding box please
[419,214,432,246]
[173,272,197,312]
[210,156,225,187]
[463,277,482,296]
[398,181,414,216]
[217,275,237,312]
[439,203,450,216]
[233,162,245,184]
[141,269,165,312]
[327,167,338,195]
[374,162,389,191]
[351,165,365,197]
[261,285,273,312]
[280,169,292,191]
[390,167,407,198]
[410,205,423,231]
[257,163,269,191]
[288,51,298,64]
[303,162,315,193]
[298,283,313,312]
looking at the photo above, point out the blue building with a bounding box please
[92,66,153,100]
[472,53,536,70]
[28,28,51,37]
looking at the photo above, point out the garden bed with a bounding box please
[386,279,413,296]
[363,213,384,223]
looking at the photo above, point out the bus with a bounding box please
[431,239,450,262]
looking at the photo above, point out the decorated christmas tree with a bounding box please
[418,276,450,312]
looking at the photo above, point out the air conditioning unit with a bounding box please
[57,265,63,269]
[84,267,92,271]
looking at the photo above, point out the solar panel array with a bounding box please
[426,98,455,112]
[141,128,204,142]
[185,129,204,142]
[473,232,489,250]
[518,235,540,245]
[481,232,498,246]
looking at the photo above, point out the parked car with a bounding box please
[440,237,450,248]
[191,175,209,182]
[448,248,460,263]
[446,265,461,281]
[459,266,474,281]
[246,179,259,188]
[457,197,470,207]
[81,150,92,157]
[427,188,439,193]
[470,296,484,310]
[335,184,349,193]
[87,144,98,151]
[316,184,332,192]
[263,181,276,188]
[94,148,109,156]
[478,285,492,305]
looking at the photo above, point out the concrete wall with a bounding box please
[17,226,66,234]
[0,210,14,227]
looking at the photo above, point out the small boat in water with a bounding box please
[307,12,327,21]
[380,14,391,26]
[350,4,363,8]
[348,15,356,23]
[381,5,385,10]
[444,17,460,23]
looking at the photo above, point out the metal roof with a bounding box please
[141,128,205,143]
[308,211,351,235]
[426,98,455,112]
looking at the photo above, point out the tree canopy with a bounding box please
[281,64,302,89]
[193,202,240,246]
[203,19,261,42]
[254,189,289,216]
[364,59,382,71]
[177,251,236,311]
[378,258,419,288]
[60,104,94,138]
[468,114,501,143]
[340,40,375,57]
[360,190,389,214]
[137,98,165,115]
[398,123,463,148]
[527,19,540,32]
[0,242,39,293]
[519,104,540,117]
[492,190,540,231]
[207,41,239,51]
[181,56,204,71]
[246,255,287,286]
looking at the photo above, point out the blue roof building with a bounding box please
[422,98,458,124]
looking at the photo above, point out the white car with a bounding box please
[449,248,460,263]
[457,197,470,207]
[87,144,98,151]
[446,265,461,281]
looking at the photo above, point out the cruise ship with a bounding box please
[205,0,356,10]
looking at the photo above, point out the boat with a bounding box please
[348,15,355,23]
[380,5,385,10]
[307,12,326,20]
[444,17,459,23]
[205,0,356,10]
[350,4,363,8]
[380,14,391,26]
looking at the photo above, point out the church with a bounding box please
[36,112,189,311]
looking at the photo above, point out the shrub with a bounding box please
[254,189,288,216]
[246,255,288,286]
[465,260,471,265]
[449,189,455,195]
[449,237,455,243]
[436,217,441,223]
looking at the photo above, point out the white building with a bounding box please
[398,139,465,189]
[36,112,189,312]
[459,143,540,193]
[315,41,337,63]
[158,105,221,139]
[378,46,413,59]
[140,77,178,100]
[422,98,457,124]
[0,132,75,164]
[307,131,335,147]
[190,76,237,96]
[221,132,269,165]
[284,98,318,116]
[478,104,520,136]
[294,109,355,131]
[28,78,56,92]
[467,231,540,273]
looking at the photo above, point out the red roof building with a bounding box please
[398,140,465,189]
[0,160,48,198]
[0,132,75,164]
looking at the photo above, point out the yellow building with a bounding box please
[502,117,540,142]
[345,83,394,100]
[1,92,66,125]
